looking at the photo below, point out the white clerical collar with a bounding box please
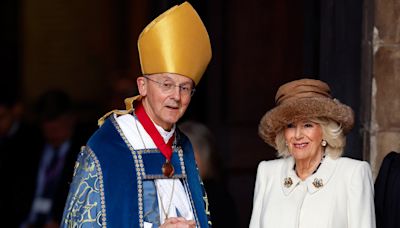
[154,122,175,143]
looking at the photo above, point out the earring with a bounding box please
[321,140,327,147]
[285,142,288,147]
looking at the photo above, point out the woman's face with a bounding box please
[284,120,324,161]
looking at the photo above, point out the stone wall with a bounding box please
[369,0,400,178]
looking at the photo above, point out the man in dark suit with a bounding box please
[21,90,93,228]
[0,88,41,227]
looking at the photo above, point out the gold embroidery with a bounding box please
[203,195,210,216]
[62,148,105,227]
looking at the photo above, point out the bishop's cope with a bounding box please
[60,2,213,228]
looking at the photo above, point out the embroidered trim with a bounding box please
[135,148,187,179]
[110,115,145,227]
[202,183,210,216]
[183,179,200,226]
[178,147,186,175]
[86,146,107,228]
[144,174,186,179]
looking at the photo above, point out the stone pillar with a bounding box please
[365,0,400,178]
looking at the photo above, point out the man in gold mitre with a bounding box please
[61,2,212,228]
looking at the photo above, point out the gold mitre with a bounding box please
[138,2,212,85]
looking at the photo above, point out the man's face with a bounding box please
[137,73,194,130]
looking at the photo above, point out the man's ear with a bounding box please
[137,77,147,96]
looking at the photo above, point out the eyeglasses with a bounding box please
[143,75,196,97]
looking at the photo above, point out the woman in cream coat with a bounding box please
[249,79,375,228]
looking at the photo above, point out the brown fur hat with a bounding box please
[259,78,354,148]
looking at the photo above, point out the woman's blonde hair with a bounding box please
[275,117,346,158]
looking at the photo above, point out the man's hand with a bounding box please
[160,217,196,228]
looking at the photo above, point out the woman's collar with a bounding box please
[281,155,338,195]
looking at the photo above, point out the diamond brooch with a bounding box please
[284,177,293,188]
[312,178,323,188]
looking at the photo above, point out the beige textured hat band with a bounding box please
[275,80,332,105]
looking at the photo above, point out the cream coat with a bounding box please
[249,156,376,228]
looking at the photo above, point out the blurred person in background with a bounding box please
[179,120,239,228]
[21,90,92,228]
[0,88,41,226]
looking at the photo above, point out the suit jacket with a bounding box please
[249,155,376,228]
[375,151,400,228]
[0,122,42,227]
[19,122,94,226]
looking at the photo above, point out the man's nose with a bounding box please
[170,86,182,100]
